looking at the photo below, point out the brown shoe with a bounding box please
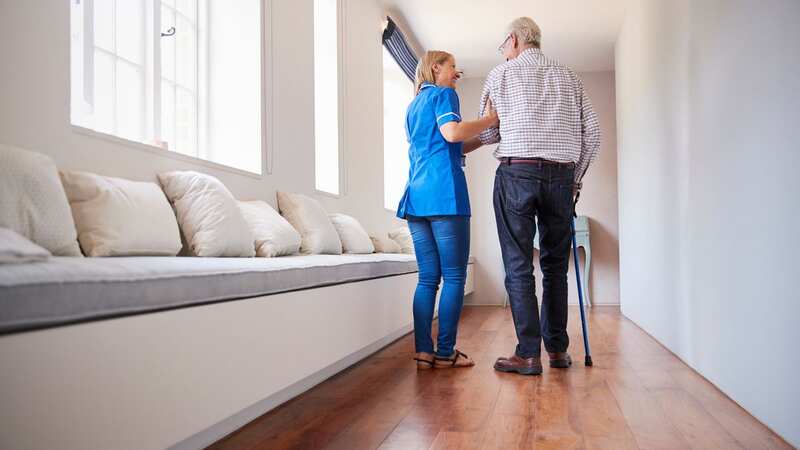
[548,352,572,369]
[493,354,543,375]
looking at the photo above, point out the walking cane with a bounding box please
[571,191,593,367]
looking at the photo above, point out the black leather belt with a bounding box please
[501,157,575,167]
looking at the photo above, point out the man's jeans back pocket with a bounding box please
[497,168,540,217]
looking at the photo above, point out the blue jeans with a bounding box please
[494,161,575,358]
[408,215,470,357]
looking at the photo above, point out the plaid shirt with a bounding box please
[478,48,601,183]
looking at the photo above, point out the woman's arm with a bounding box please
[462,137,483,154]
[439,98,499,143]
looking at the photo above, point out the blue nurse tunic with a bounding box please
[396,83,471,219]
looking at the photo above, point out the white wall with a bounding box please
[616,0,800,446]
[0,0,406,238]
[459,71,620,306]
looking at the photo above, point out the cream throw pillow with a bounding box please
[158,171,255,257]
[276,192,342,255]
[59,171,182,256]
[0,228,51,264]
[0,144,81,256]
[389,226,415,254]
[328,213,374,254]
[370,235,402,254]
[238,200,301,257]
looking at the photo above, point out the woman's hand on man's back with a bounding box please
[484,98,500,128]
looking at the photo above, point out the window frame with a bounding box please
[83,0,149,142]
[69,0,270,177]
[157,0,200,158]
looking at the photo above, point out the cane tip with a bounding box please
[585,356,593,367]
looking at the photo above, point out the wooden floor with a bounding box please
[208,306,792,450]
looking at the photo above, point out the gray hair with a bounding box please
[508,17,542,48]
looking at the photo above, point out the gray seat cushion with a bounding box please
[0,254,418,334]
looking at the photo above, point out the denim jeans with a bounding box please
[493,162,575,358]
[407,215,470,357]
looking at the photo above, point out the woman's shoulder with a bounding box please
[408,86,459,116]
[420,86,458,108]
[421,83,457,96]
[433,85,458,96]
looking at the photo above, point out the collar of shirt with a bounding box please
[517,47,544,64]
[419,82,435,90]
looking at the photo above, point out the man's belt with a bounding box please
[500,157,575,167]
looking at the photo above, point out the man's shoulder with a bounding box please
[486,53,579,80]
[529,54,579,80]
[538,54,583,83]
[486,59,516,79]
[551,59,580,76]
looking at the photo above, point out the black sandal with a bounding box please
[414,353,435,370]
[433,350,475,368]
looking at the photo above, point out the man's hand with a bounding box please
[572,184,582,217]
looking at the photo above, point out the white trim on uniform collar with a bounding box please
[419,83,435,90]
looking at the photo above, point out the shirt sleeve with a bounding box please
[574,76,601,183]
[434,88,462,127]
[478,72,500,145]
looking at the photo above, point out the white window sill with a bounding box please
[314,189,341,199]
[71,125,264,180]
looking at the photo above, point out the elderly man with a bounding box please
[479,17,601,375]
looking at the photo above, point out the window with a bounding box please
[70,0,148,142]
[313,0,340,195]
[159,0,198,157]
[70,0,262,174]
[383,47,413,211]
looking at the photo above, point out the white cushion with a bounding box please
[238,200,301,257]
[370,235,402,254]
[328,213,375,254]
[0,144,81,256]
[276,192,342,255]
[158,171,255,257]
[59,171,182,257]
[389,226,415,254]
[0,228,51,264]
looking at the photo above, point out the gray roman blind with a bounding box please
[382,17,418,81]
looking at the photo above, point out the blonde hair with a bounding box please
[508,17,542,48]
[414,50,453,95]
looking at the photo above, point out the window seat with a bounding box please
[0,253,423,334]
[0,253,476,449]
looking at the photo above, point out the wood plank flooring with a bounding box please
[207,306,793,450]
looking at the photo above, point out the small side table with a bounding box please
[533,215,591,307]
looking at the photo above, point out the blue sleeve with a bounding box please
[434,88,462,127]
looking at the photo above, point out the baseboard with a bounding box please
[464,301,621,306]
[571,301,621,306]
[618,310,795,447]
[169,322,414,450]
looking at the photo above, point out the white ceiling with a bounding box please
[382,0,627,77]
